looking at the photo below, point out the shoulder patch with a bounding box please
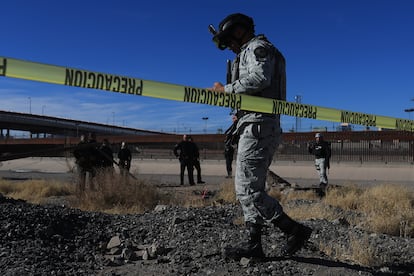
[254,46,268,59]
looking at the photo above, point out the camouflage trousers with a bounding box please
[235,120,283,225]
[315,158,328,184]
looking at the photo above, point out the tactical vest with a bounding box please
[230,35,286,101]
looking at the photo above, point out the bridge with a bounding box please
[0,110,165,138]
[0,110,212,161]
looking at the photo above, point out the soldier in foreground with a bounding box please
[209,13,312,259]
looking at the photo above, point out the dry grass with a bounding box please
[323,185,363,210]
[324,184,414,237]
[278,183,414,238]
[348,235,378,266]
[360,184,414,237]
[0,179,73,204]
[215,178,237,204]
[172,188,215,208]
[70,171,171,214]
[0,172,171,214]
[318,234,379,267]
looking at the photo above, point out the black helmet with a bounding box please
[209,13,254,50]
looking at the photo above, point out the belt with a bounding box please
[236,110,276,118]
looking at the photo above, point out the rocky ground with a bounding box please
[1,190,413,276]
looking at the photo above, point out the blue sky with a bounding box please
[1,0,414,134]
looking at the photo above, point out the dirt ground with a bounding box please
[0,157,413,188]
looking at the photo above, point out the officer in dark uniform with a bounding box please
[73,134,90,192]
[98,139,114,173]
[188,136,205,184]
[224,143,235,178]
[73,133,99,192]
[87,132,100,180]
[118,141,132,178]
[173,134,196,186]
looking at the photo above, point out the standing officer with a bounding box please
[308,132,331,196]
[173,134,196,186]
[210,13,312,259]
[188,136,205,184]
[73,133,99,191]
[224,142,235,178]
[87,132,99,185]
[98,139,114,173]
[73,134,90,192]
[118,141,132,178]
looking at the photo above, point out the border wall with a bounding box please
[1,131,413,164]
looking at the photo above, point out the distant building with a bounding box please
[337,123,352,132]
[312,126,328,132]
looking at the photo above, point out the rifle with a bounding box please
[95,145,138,180]
[226,59,231,85]
[224,122,237,147]
[223,59,238,146]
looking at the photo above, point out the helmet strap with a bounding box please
[228,28,250,50]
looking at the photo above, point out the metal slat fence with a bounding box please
[278,140,414,163]
[133,131,414,164]
[1,131,413,164]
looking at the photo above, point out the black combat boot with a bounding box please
[318,182,328,197]
[223,222,265,260]
[273,213,312,256]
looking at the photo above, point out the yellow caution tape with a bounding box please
[1,56,413,131]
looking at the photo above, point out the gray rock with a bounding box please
[107,235,121,249]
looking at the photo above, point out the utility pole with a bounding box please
[404,98,414,119]
[294,95,302,132]
[202,117,209,134]
[28,97,31,114]
[405,108,414,119]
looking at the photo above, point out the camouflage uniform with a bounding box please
[224,35,286,225]
[308,133,331,187]
[211,13,311,259]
